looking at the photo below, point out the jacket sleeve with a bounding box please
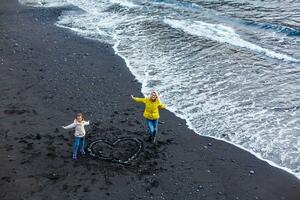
[158,102,167,109]
[63,123,76,129]
[133,97,146,104]
[84,121,90,126]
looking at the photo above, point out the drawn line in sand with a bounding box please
[87,137,143,165]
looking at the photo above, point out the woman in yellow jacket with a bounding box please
[131,91,166,143]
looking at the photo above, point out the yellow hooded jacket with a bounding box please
[133,97,166,120]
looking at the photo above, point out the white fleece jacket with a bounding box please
[63,120,90,137]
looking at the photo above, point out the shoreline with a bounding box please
[113,42,300,180]
[1,0,300,199]
[54,9,300,179]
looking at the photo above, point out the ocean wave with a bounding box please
[164,18,299,62]
[243,20,300,36]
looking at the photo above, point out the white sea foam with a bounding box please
[109,0,139,8]
[164,18,299,62]
[19,0,70,7]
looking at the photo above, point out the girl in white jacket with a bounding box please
[62,113,90,160]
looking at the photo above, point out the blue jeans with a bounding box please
[146,119,159,138]
[73,137,85,158]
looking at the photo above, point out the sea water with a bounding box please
[19,0,300,178]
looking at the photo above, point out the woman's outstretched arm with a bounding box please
[131,95,146,103]
[158,102,167,109]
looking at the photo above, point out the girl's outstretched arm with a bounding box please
[131,95,146,103]
[84,121,90,126]
[62,122,75,129]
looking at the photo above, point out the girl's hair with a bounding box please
[75,112,84,121]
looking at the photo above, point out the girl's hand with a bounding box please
[62,126,65,129]
[131,95,134,99]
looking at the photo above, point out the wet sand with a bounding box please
[0,0,299,199]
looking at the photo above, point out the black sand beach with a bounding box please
[0,0,300,199]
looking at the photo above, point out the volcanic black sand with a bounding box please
[0,0,299,199]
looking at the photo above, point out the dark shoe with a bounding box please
[80,150,86,155]
[147,136,153,142]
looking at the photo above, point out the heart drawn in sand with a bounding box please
[87,137,143,165]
